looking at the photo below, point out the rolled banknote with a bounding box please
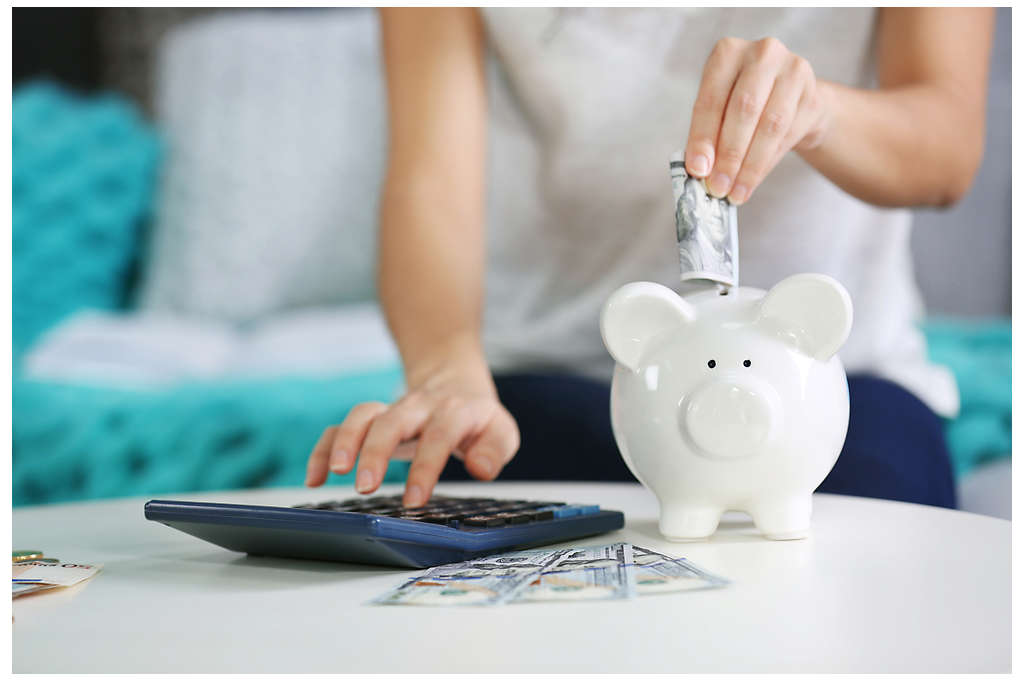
[670,151,739,288]
[373,547,573,606]
[632,546,728,594]
[514,542,635,602]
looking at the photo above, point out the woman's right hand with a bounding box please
[304,345,520,508]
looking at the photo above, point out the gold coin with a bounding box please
[14,557,59,564]
[12,550,43,562]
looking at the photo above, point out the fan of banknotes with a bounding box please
[374,543,727,606]
[670,151,739,288]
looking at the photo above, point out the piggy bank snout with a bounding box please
[682,375,780,459]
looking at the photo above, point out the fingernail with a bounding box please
[356,469,375,493]
[329,449,351,473]
[688,153,711,177]
[404,485,424,508]
[707,172,731,198]
[728,183,749,205]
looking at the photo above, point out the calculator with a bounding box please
[144,494,625,568]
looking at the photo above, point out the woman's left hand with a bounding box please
[684,37,833,205]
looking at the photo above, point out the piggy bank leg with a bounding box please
[658,504,723,542]
[749,495,812,540]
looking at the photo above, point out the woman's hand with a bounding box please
[684,37,833,206]
[304,347,520,508]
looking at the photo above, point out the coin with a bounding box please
[12,550,43,562]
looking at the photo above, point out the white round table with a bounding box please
[12,482,1010,673]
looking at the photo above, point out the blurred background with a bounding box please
[12,8,1011,515]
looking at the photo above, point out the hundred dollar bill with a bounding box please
[632,546,728,594]
[373,547,573,607]
[514,542,635,602]
[670,151,739,288]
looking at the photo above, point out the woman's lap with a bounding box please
[440,372,957,509]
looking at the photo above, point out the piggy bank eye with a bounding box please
[707,359,716,369]
[743,359,751,367]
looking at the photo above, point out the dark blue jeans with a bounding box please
[440,372,957,509]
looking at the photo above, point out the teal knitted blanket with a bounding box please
[13,367,410,507]
[922,318,1012,478]
[13,81,161,357]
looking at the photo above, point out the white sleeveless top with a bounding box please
[479,8,959,418]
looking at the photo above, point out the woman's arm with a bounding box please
[684,7,995,208]
[378,7,489,379]
[306,8,520,507]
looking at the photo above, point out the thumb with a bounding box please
[462,409,520,481]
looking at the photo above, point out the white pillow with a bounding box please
[23,304,401,389]
[139,9,384,322]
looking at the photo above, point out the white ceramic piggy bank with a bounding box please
[600,273,853,541]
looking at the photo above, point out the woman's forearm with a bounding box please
[801,7,994,208]
[379,174,490,388]
[377,8,491,389]
[800,82,985,208]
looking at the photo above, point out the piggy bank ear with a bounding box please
[757,273,853,361]
[600,282,696,371]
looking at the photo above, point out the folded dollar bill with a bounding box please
[670,151,739,288]
[373,543,726,606]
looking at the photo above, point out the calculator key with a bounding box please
[462,515,506,527]
[548,506,582,518]
[530,510,555,521]
[420,515,454,524]
[495,512,532,524]
[498,502,533,510]
[530,505,571,518]
[552,504,600,518]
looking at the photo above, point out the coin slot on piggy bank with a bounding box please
[600,273,853,541]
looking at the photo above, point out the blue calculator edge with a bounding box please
[144,499,626,568]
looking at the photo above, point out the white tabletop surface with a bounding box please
[12,482,1011,673]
